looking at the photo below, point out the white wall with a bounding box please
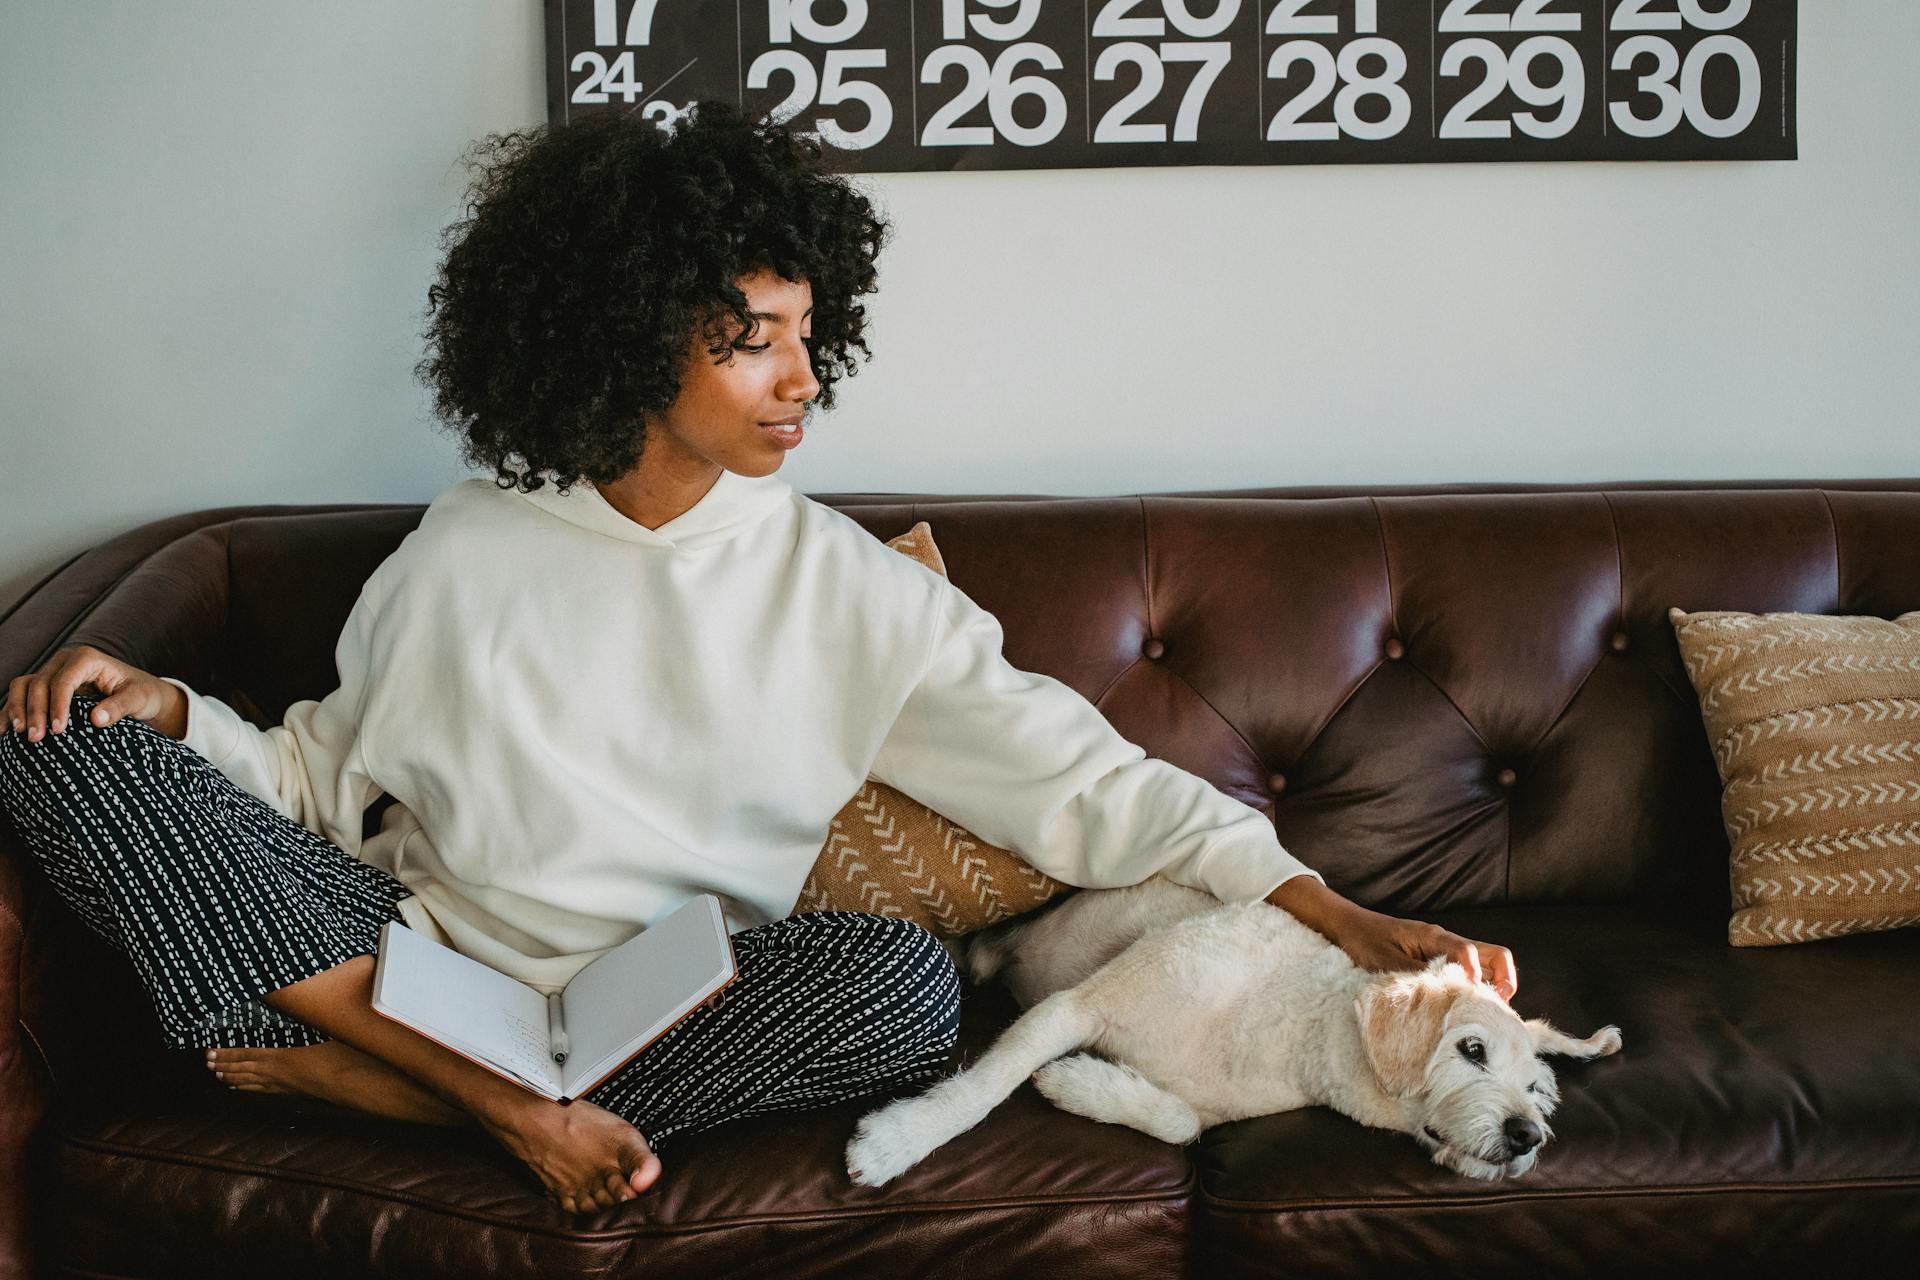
[3,2,1916,616]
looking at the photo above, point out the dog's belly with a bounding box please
[1090,1013,1316,1125]
[1080,933,1331,1124]
[1066,903,1359,1126]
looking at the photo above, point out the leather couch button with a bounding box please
[1384,637,1405,660]
[1268,773,1287,794]
[1610,631,1631,653]
[1143,637,1166,660]
[1496,767,1518,788]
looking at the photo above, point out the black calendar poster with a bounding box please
[544,1,1797,171]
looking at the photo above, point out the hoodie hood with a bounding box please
[514,468,794,550]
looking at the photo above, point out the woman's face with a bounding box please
[645,268,819,480]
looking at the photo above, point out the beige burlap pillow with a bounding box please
[793,522,1072,937]
[1670,608,1920,947]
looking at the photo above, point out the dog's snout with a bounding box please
[1503,1116,1543,1156]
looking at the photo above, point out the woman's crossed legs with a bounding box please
[0,692,960,1210]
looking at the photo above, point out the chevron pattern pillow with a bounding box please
[793,522,1073,938]
[1670,608,1920,947]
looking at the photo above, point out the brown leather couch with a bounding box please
[4,481,1919,1278]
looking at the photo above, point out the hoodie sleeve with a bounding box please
[867,578,1323,904]
[158,579,383,858]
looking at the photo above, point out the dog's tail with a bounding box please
[963,915,1034,986]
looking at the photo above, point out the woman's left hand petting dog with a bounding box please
[845,878,1622,1188]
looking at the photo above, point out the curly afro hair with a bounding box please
[415,99,889,495]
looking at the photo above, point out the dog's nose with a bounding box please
[1504,1117,1543,1156]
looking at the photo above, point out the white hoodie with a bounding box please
[163,471,1322,992]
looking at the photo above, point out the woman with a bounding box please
[0,101,1516,1215]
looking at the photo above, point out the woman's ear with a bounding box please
[1355,969,1468,1099]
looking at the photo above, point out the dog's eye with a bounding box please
[1526,1083,1537,1094]
[1458,1039,1485,1065]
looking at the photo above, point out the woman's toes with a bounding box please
[618,1131,662,1194]
[208,1048,268,1081]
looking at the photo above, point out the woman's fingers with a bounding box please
[1463,940,1516,1002]
[48,659,110,736]
[1442,929,1518,1004]
[24,675,51,741]
[1450,938,1483,985]
[1485,944,1518,1003]
[9,647,132,739]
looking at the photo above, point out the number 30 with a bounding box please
[1610,34,1759,138]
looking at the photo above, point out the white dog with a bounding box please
[847,878,1622,1187]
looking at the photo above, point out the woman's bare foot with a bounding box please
[209,1043,664,1211]
[472,1093,663,1214]
[208,1042,468,1127]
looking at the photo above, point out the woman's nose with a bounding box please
[780,342,820,403]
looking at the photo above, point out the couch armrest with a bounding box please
[0,502,409,1280]
[0,836,50,1280]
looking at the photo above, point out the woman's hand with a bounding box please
[1265,876,1518,1003]
[5,645,188,742]
[1327,907,1519,1004]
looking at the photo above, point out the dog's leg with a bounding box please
[1031,1053,1203,1145]
[846,990,1100,1187]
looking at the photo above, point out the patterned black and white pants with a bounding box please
[0,691,961,1155]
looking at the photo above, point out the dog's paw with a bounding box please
[845,1099,937,1188]
[1591,1025,1624,1056]
[1031,1054,1105,1111]
[1430,1143,1509,1181]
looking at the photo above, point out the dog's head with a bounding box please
[1355,958,1622,1178]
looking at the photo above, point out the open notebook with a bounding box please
[371,894,739,1103]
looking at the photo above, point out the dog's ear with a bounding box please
[1526,1018,1625,1060]
[1355,970,1468,1099]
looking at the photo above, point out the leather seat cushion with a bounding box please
[41,981,1190,1279]
[1195,902,1920,1276]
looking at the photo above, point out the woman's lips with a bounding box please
[761,423,804,449]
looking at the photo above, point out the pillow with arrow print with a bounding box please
[1670,607,1920,947]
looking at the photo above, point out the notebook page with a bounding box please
[371,921,562,1096]
[559,895,736,1098]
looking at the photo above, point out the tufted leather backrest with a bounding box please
[41,485,1908,920]
[821,490,1920,916]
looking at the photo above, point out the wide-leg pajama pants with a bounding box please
[0,691,961,1156]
